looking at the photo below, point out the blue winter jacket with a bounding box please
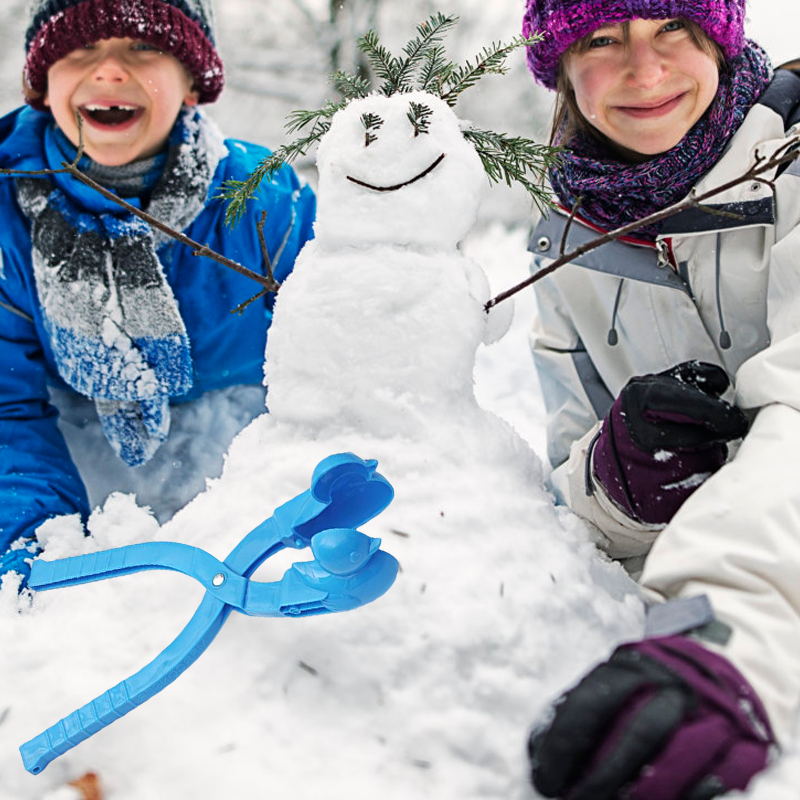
[0,107,316,553]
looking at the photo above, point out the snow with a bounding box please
[2,3,800,799]
[3,220,649,799]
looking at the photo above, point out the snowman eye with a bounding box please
[360,113,384,147]
[407,102,432,137]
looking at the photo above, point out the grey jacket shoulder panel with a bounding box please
[528,213,689,292]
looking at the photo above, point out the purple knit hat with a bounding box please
[523,0,747,89]
[24,0,224,110]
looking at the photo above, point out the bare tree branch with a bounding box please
[230,210,280,315]
[559,197,581,257]
[66,167,279,292]
[256,210,277,286]
[486,137,800,311]
[0,115,280,297]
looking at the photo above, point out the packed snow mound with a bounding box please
[1,416,644,800]
[3,223,795,799]
[264,245,506,437]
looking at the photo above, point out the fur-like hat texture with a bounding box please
[24,0,223,108]
[523,0,746,89]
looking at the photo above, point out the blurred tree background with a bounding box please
[0,0,553,225]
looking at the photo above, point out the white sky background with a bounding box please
[746,4,800,66]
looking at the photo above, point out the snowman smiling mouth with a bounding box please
[80,104,143,126]
[346,153,446,192]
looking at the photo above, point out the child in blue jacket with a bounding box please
[0,0,315,588]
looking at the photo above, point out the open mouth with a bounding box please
[79,104,143,127]
[346,153,446,192]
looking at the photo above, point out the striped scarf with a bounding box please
[16,107,225,466]
[550,40,773,239]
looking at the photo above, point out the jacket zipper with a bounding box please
[656,239,673,269]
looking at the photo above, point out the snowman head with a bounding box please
[222,15,554,240]
[315,92,486,251]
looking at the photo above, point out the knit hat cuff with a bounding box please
[25,0,224,110]
[523,0,746,89]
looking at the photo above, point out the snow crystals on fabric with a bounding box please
[15,107,225,466]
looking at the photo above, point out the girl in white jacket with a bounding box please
[522,1,800,797]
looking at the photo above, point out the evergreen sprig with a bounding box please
[462,128,559,214]
[407,102,432,137]
[222,14,554,225]
[417,44,454,95]
[359,29,399,94]
[391,13,459,93]
[439,37,536,107]
[222,103,344,225]
[330,70,372,102]
[361,112,384,146]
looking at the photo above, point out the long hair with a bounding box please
[549,19,726,146]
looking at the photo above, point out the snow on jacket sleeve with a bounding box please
[640,139,800,746]
[0,258,89,553]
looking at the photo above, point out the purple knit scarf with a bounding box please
[550,41,773,239]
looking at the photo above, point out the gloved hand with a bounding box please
[528,635,775,800]
[0,537,42,591]
[592,361,749,525]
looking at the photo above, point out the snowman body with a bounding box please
[265,92,509,437]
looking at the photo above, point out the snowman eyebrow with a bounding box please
[407,102,432,137]
[360,113,384,147]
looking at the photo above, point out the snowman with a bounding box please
[264,90,512,439]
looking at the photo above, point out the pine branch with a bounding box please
[463,128,559,212]
[361,112,384,146]
[217,22,551,224]
[222,103,343,226]
[284,102,344,135]
[486,137,800,310]
[358,28,400,94]
[407,102,432,137]
[330,69,372,101]
[417,44,456,94]
[440,34,542,107]
[393,13,459,93]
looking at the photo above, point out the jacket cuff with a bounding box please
[552,422,664,558]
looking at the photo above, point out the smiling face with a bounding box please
[314,92,487,250]
[45,38,199,166]
[563,18,720,159]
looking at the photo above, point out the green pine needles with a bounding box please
[222,13,558,225]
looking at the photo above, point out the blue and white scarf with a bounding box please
[16,107,226,466]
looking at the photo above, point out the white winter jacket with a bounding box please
[530,68,800,744]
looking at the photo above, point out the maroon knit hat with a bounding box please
[24,0,224,110]
[523,0,747,89]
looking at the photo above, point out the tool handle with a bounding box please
[29,546,153,589]
[20,593,230,775]
[20,682,137,775]
[30,543,248,607]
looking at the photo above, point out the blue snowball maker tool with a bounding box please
[20,453,398,775]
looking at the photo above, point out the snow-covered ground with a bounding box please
[2,3,800,799]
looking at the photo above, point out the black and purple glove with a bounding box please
[592,361,749,525]
[528,636,775,800]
